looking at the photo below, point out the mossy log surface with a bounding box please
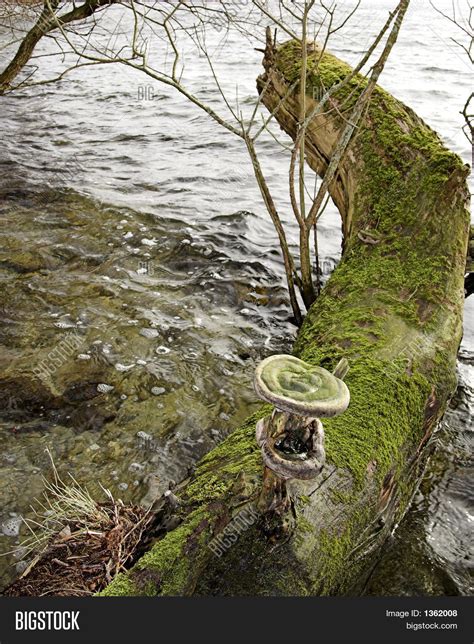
[100,42,470,597]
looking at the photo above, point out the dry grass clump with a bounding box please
[4,451,153,596]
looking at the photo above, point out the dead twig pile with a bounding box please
[3,451,154,596]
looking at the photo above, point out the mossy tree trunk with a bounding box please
[100,42,470,597]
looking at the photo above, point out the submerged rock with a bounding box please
[1,516,22,537]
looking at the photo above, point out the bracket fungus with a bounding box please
[254,354,350,513]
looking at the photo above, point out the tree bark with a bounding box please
[100,41,470,597]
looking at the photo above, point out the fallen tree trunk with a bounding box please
[100,41,470,597]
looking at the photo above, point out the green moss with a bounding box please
[325,360,429,486]
[138,511,209,595]
[294,308,430,486]
[317,525,358,595]
[276,41,361,97]
[183,409,268,506]
[329,488,356,506]
[98,573,139,597]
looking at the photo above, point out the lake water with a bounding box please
[0,0,472,594]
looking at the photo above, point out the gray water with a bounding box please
[0,0,472,594]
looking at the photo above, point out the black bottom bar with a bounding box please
[0,597,472,644]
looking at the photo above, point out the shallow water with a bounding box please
[0,0,472,593]
[0,189,297,587]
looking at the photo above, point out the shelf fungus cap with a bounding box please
[254,354,350,418]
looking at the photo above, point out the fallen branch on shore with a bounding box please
[95,40,470,597]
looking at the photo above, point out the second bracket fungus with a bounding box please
[254,354,350,513]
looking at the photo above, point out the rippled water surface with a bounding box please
[0,0,472,593]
